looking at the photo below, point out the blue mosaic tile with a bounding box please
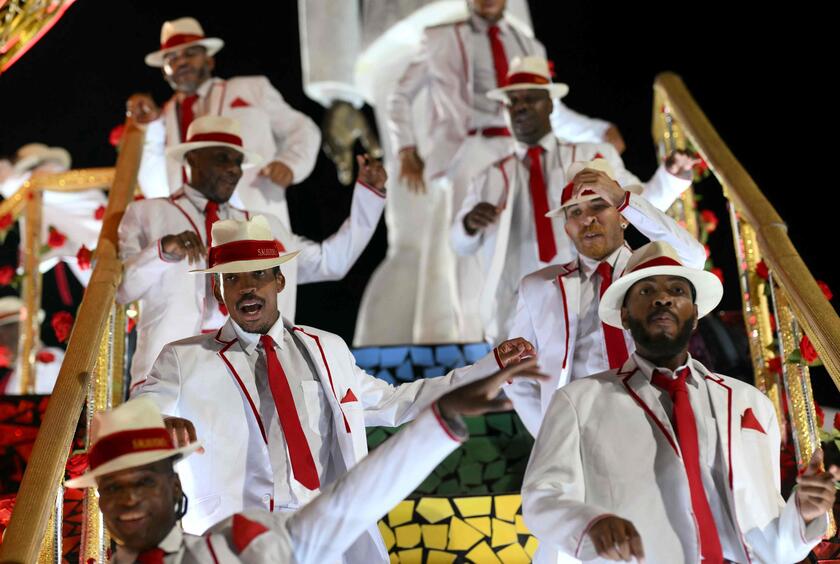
[423,366,446,378]
[379,346,408,368]
[435,345,463,367]
[395,360,415,382]
[351,347,380,368]
[409,346,435,366]
[374,369,396,385]
[463,342,492,363]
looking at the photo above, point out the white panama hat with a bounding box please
[144,17,224,68]
[486,56,569,103]
[164,115,262,168]
[190,215,299,274]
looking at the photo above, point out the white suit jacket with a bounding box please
[110,407,462,564]
[450,139,691,339]
[117,183,384,385]
[137,76,321,228]
[387,19,610,180]
[505,192,706,436]
[132,318,499,560]
[522,357,826,564]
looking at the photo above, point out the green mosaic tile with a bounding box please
[483,459,506,481]
[464,437,501,463]
[485,413,514,435]
[457,462,483,486]
[465,416,487,435]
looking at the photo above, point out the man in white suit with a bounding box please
[522,241,836,563]
[118,115,386,391]
[127,17,320,228]
[503,156,705,435]
[353,0,622,345]
[451,56,698,343]
[68,361,545,563]
[131,214,531,560]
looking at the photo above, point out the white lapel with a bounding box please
[203,78,227,118]
[454,21,472,104]
[163,99,180,145]
[166,189,204,241]
[697,362,734,487]
[620,358,681,458]
[214,320,266,442]
[547,138,572,208]
[552,263,581,378]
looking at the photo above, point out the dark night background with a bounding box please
[0,2,835,404]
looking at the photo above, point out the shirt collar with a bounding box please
[513,132,555,161]
[633,351,699,385]
[469,13,507,33]
[231,313,287,356]
[113,525,183,563]
[182,184,229,215]
[579,245,624,282]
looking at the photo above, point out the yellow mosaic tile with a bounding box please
[494,495,522,522]
[514,514,529,535]
[378,520,396,551]
[454,496,492,517]
[465,516,492,536]
[389,552,399,564]
[416,497,455,524]
[447,517,485,551]
[497,542,531,564]
[524,536,539,558]
[421,524,449,550]
[491,518,518,547]
[466,540,503,564]
[395,523,422,548]
[388,500,416,528]
[396,548,423,564]
[427,550,457,564]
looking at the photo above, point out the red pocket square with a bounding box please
[340,388,358,404]
[230,97,251,108]
[741,408,766,434]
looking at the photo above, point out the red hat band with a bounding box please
[161,33,205,50]
[629,256,683,273]
[88,428,174,470]
[208,239,287,269]
[187,132,244,147]
[505,72,550,87]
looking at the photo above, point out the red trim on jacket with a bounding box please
[215,330,269,444]
[292,327,352,433]
[621,370,679,455]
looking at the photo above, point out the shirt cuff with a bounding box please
[615,191,632,212]
[431,402,468,443]
[356,180,386,199]
[157,239,181,263]
[795,494,829,542]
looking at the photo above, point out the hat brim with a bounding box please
[598,265,724,329]
[545,186,643,218]
[165,141,263,168]
[487,82,569,103]
[64,441,202,489]
[190,249,300,274]
[13,149,71,174]
[144,38,224,67]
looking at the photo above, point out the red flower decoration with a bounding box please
[0,265,15,286]
[65,452,89,480]
[546,59,556,78]
[76,245,92,271]
[767,357,782,375]
[815,402,825,428]
[769,313,777,333]
[0,494,16,532]
[700,209,719,233]
[755,260,769,280]
[800,334,819,364]
[693,152,709,174]
[703,244,711,258]
[833,412,840,431]
[0,213,13,231]
[109,123,126,148]
[710,267,724,284]
[35,350,56,364]
[94,205,106,220]
[817,280,833,302]
[51,311,74,343]
[47,226,67,249]
[0,345,11,369]
[133,194,145,202]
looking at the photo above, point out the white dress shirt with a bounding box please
[633,351,745,561]
[231,317,337,511]
[570,246,628,382]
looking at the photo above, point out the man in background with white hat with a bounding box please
[118,115,386,392]
[131,214,532,557]
[0,296,64,395]
[354,0,622,346]
[502,156,705,435]
[521,241,835,564]
[127,16,320,229]
[451,55,699,343]
[69,360,544,562]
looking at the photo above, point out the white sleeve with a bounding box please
[293,182,385,284]
[258,77,322,184]
[129,344,181,414]
[136,118,172,198]
[116,203,180,304]
[386,33,431,151]
[450,175,486,257]
[550,99,611,143]
[617,193,706,269]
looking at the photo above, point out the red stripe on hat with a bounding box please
[208,239,286,269]
[506,72,550,86]
[187,132,243,147]
[560,182,596,206]
[161,33,204,50]
[629,256,682,273]
[88,428,174,470]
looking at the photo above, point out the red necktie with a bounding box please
[136,547,165,564]
[527,146,556,263]
[204,201,227,315]
[260,335,320,490]
[651,368,724,564]
[179,94,199,183]
[487,25,509,86]
[595,262,630,369]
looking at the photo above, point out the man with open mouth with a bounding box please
[130,214,535,562]
[521,241,836,563]
[68,358,545,562]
